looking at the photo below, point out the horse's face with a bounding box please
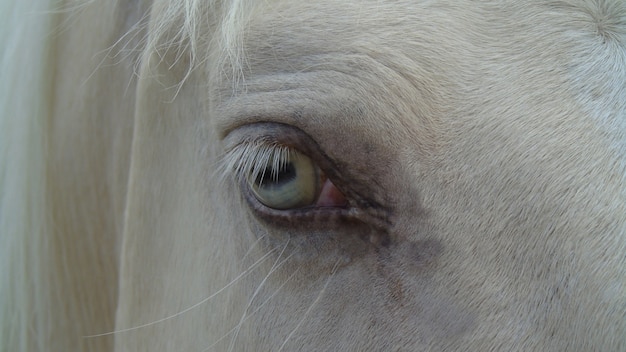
[116,0,626,350]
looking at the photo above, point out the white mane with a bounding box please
[145,0,254,86]
[0,1,248,349]
[1,0,56,350]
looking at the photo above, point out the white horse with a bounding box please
[1,0,625,350]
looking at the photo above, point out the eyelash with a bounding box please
[223,140,292,186]
[222,137,347,213]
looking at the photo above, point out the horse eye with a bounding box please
[247,149,322,210]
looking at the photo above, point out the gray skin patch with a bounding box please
[374,239,444,303]
[379,240,476,340]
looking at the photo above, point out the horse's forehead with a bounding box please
[216,0,626,158]
[216,2,572,164]
[215,2,474,158]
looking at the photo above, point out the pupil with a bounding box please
[257,162,296,187]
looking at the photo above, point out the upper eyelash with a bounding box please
[219,140,292,186]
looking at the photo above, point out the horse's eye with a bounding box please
[224,124,349,213]
[248,149,321,210]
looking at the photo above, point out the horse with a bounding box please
[1,0,625,350]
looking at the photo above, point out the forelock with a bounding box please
[146,0,259,83]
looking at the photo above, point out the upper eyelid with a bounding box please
[220,123,327,170]
[219,122,364,203]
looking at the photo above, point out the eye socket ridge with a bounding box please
[221,122,392,230]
